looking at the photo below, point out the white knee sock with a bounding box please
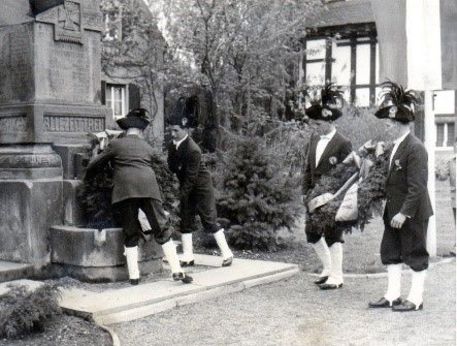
[181,233,194,262]
[326,243,343,285]
[407,269,427,307]
[124,246,140,280]
[312,238,331,278]
[384,264,402,302]
[213,229,233,260]
[162,240,182,274]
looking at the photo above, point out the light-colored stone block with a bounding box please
[175,282,245,307]
[94,299,177,325]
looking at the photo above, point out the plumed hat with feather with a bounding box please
[375,81,419,123]
[305,83,344,122]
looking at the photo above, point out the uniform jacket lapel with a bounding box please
[387,133,411,180]
[316,133,340,169]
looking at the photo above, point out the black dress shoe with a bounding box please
[392,300,423,312]
[319,282,343,290]
[368,297,402,308]
[179,260,195,267]
[130,279,140,286]
[313,276,328,285]
[172,272,194,284]
[222,257,233,267]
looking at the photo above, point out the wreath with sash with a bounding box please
[304,140,392,236]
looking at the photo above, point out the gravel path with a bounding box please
[111,260,455,346]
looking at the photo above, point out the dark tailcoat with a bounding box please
[86,135,169,246]
[381,133,433,271]
[303,132,353,194]
[303,131,352,244]
[167,136,218,233]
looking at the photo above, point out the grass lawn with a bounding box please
[196,179,456,274]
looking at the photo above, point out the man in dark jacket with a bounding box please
[369,82,433,312]
[303,85,352,290]
[86,108,192,285]
[167,115,234,267]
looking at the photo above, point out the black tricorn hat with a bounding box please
[375,81,419,123]
[305,84,344,122]
[116,108,151,130]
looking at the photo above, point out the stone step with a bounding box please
[0,261,34,283]
[59,255,299,325]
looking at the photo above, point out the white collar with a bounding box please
[173,134,188,149]
[320,128,336,141]
[393,131,410,145]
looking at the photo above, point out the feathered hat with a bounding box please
[375,81,419,123]
[116,108,151,130]
[305,83,344,122]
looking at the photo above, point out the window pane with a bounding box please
[113,87,123,102]
[306,62,325,86]
[306,39,326,60]
[114,101,123,116]
[332,45,351,86]
[356,44,370,85]
[447,122,455,146]
[355,88,370,107]
[436,124,445,146]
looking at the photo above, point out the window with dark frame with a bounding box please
[105,84,128,119]
[303,23,378,107]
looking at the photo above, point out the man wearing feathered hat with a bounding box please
[303,84,353,290]
[86,108,193,285]
[166,110,234,268]
[368,81,433,312]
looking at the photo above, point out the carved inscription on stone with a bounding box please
[0,26,33,102]
[48,42,89,99]
[0,116,27,134]
[0,154,61,168]
[44,115,105,132]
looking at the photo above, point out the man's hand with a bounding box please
[390,213,407,229]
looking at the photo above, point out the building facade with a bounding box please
[302,0,456,150]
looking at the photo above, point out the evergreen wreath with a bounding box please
[304,142,392,235]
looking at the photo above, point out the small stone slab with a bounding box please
[59,255,299,325]
[0,261,34,283]
[0,279,43,295]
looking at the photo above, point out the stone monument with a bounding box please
[0,0,162,282]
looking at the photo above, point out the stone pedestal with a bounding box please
[0,144,63,264]
[50,226,164,282]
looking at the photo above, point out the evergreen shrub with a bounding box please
[0,285,61,339]
[216,136,302,250]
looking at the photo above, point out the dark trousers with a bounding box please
[112,198,172,247]
[180,183,219,234]
[306,229,344,247]
[381,218,429,272]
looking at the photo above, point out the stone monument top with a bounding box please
[0,0,110,145]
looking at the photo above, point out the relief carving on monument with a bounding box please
[35,0,84,44]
